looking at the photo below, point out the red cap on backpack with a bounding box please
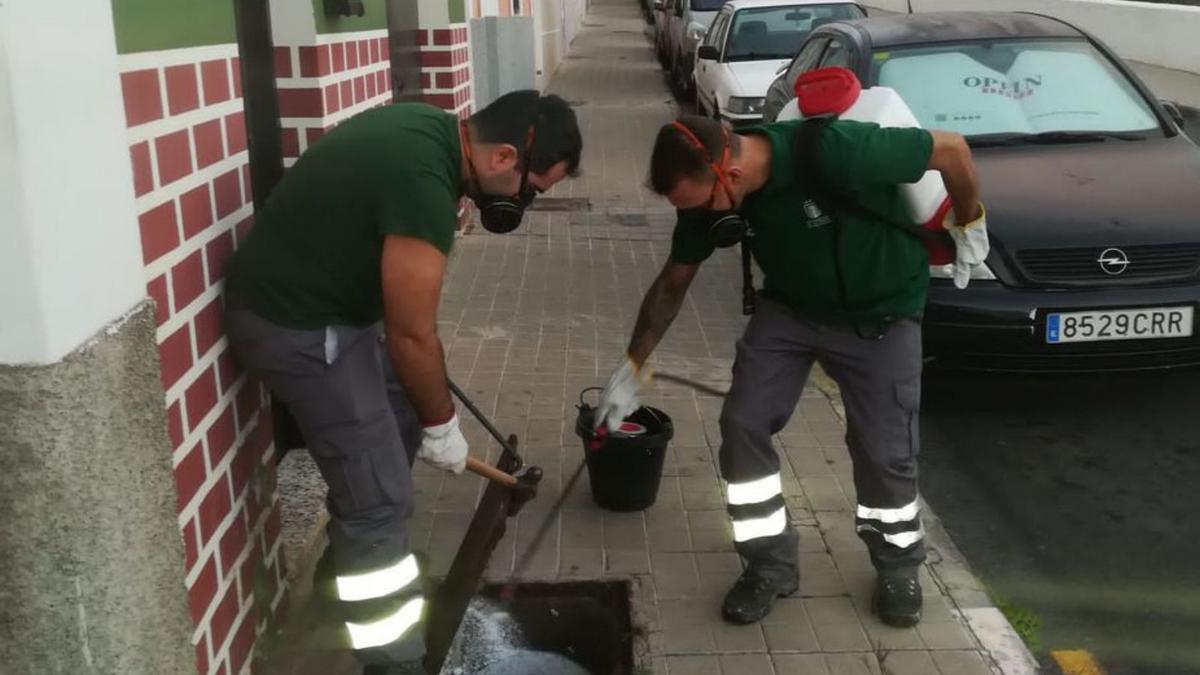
[795,67,862,117]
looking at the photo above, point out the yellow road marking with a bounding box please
[1052,650,1107,675]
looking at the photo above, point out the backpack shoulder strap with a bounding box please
[790,118,935,241]
[790,117,837,200]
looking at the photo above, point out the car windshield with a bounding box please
[872,39,1161,139]
[725,5,864,62]
[691,0,728,10]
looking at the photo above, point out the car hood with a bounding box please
[976,136,1200,252]
[692,10,718,27]
[728,60,792,98]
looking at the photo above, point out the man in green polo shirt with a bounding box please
[594,114,981,627]
[224,91,581,674]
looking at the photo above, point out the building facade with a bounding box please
[0,1,585,673]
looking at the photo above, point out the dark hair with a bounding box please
[470,90,583,176]
[648,115,740,195]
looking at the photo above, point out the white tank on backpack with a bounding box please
[777,87,952,232]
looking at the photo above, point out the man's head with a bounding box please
[465,90,582,198]
[649,115,746,211]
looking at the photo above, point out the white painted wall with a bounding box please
[0,0,147,365]
[869,0,1200,74]
[535,0,589,88]
[269,0,319,44]
[417,0,452,27]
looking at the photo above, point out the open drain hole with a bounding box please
[441,581,635,675]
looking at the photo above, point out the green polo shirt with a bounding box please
[670,119,934,328]
[226,103,462,329]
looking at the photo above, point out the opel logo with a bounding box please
[1097,248,1130,275]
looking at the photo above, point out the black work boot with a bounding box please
[873,568,923,627]
[721,566,799,624]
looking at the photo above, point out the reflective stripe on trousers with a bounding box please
[726,472,788,543]
[855,498,924,549]
[337,552,424,650]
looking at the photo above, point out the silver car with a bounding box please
[654,0,730,96]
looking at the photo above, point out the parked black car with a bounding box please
[761,12,1200,370]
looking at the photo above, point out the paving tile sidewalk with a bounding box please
[263,2,1037,673]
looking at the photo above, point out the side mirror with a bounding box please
[697,45,720,61]
[1162,100,1187,129]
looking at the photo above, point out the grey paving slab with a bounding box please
[931,649,994,675]
[774,654,833,675]
[880,651,941,675]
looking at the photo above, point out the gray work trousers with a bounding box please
[225,306,425,664]
[719,297,926,574]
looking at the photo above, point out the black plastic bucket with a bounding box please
[575,389,673,512]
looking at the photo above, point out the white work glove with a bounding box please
[943,204,989,290]
[595,357,651,433]
[417,413,468,474]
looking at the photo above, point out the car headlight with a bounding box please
[726,97,766,115]
[686,23,707,42]
[929,262,997,281]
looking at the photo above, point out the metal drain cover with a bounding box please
[528,198,591,213]
[610,214,648,227]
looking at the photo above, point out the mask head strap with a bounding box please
[670,121,735,206]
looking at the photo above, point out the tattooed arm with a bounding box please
[627,261,700,367]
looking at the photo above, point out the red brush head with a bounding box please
[498,584,517,602]
[795,67,862,117]
[588,424,608,451]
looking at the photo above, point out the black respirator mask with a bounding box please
[475,182,537,234]
[463,123,538,234]
[671,121,748,248]
[705,210,749,248]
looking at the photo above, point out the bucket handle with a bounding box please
[578,386,667,427]
[578,386,604,410]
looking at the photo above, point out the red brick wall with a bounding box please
[418,26,473,119]
[274,30,393,166]
[119,44,286,675]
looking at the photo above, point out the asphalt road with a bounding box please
[920,368,1200,675]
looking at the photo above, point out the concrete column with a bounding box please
[0,0,196,673]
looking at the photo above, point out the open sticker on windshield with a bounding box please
[963,75,1042,100]
[878,46,1157,136]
